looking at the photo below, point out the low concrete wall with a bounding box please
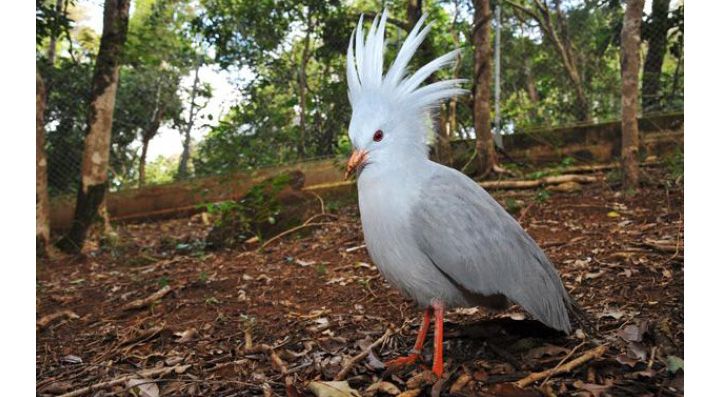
[475,112,683,165]
[50,112,683,231]
[50,159,346,231]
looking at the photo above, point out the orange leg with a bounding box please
[431,301,445,377]
[385,307,432,368]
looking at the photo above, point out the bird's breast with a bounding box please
[356,175,470,307]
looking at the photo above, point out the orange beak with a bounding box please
[345,149,368,180]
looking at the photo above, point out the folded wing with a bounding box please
[412,167,572,333]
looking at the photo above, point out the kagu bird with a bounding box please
[345,11,584,377]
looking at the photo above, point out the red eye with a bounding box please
[373,129,384,142]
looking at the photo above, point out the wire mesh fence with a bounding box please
[39,0,684,199]
[493,0,683,136]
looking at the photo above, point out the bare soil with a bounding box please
[37,166,683,396]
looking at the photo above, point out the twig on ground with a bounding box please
[259,222,333,250]
[308,190,326,214]
[479,174,597,190]
[119,325,165,348]
[539,342,586,387]
[242,343,296,397]
[345,244,367,253]
[121,285,173,311]
[244,327,254,350]
[57,364,191,397]
[335,328,394,380]
[37,310,79,330]
[517,202,535,223]
[516,344,607,388]
[641,238,683,254]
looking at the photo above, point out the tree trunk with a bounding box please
[178,62,201,179]
[407,0,423,28]
[138,139,150,187]
[472,0,497,176]
[296,11,313,159]
[524,61,540,120]
[139,79,164,187]
[620,0,645,190]
[641,0,670,112]
[448,2,462,158]
[46,0,65,65]
[57,0,131,254]
[505,0,589,120]
[407,0,436,78]
[435,103,453,164]
[37,72,51,257]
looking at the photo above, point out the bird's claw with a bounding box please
[384,353,420,369]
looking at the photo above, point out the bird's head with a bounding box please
[345,10,467,179]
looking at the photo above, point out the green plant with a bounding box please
[606,168,622,185]
[158,276,170,288]
[505,198,521,214]
[527,170,550,180]
[315,263,328,277]
[239,314,257,330]
[202,173,294,243]
[535,189,551,203]
[664,148,684,179]
[559,156,576,168]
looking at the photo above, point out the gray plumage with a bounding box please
[358,161,572,333]
[346,11,573,334]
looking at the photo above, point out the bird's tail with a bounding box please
[564,294,598,338]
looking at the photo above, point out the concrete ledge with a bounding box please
[50,112,683,231]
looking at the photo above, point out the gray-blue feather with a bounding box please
[410,164,572,333]
[345,9,574,335]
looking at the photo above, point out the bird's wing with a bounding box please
[412,165,571,333]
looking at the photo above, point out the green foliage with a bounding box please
[39,0,205,195]
[36,0,76,51]
[315,263,327,277]
[535,189,551,203]
[158,276,170,288]
[606,168,622,185]
[526,157,576,180]
[37,0,684,195]
[664,148,684,179]
[204,173,293,242]
[198,271,209,284]
[504,198,521,214]
[192,1,460,172]
[144,155,180,185]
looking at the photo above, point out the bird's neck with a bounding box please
[359,151,431,186]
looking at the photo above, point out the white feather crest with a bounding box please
[346,10,467,111]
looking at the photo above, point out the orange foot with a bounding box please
[384,353,420,369]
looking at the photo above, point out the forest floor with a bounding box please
[37,165,684,397]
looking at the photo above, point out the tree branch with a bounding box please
[355,12,409,31]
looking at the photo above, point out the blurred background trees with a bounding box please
[36,0,684,250]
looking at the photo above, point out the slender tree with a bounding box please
[620,0,645,190]
[296,9,313,158]
[57,0,131,253]
[139,79,165,187]
[472,0,497,176]
[177,61,202,179]
[37,72,51,256]
[448,0,462,141]
[46,0,66,66]
[641,0,670,112]
[505,0,590,121]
